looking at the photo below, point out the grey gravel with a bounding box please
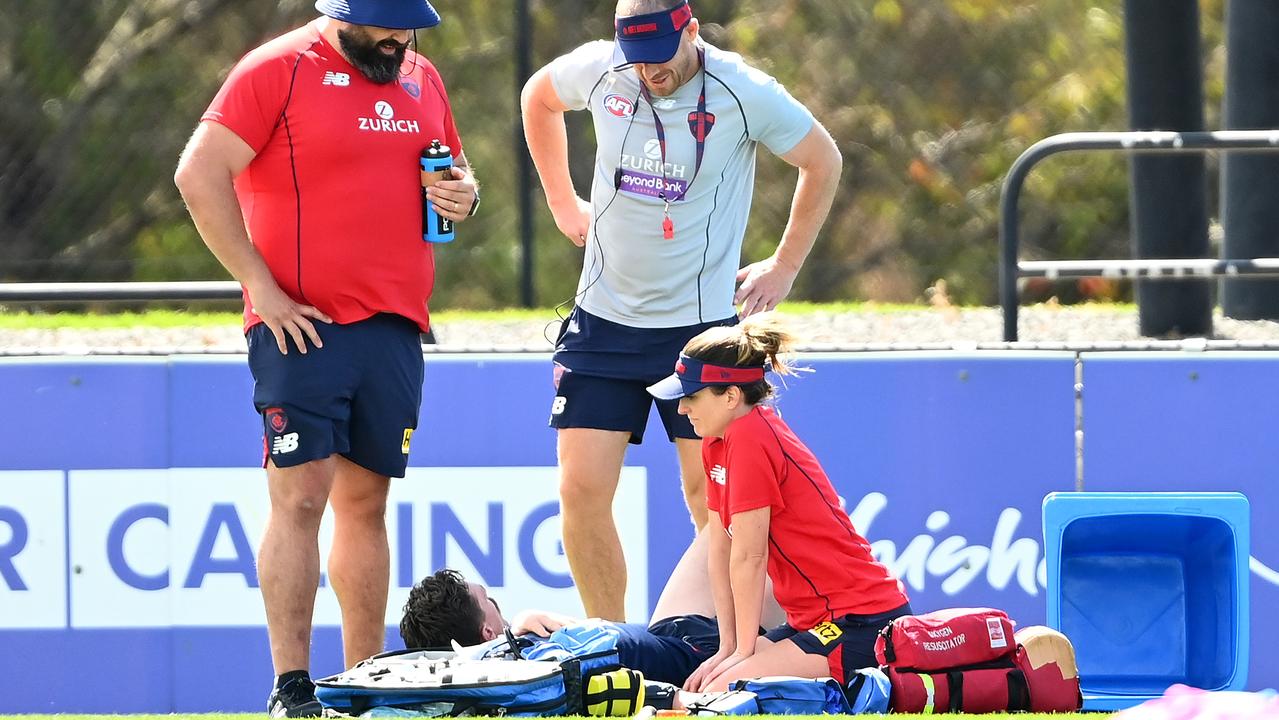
[6,306,1279,355]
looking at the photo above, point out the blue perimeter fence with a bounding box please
[0,350,1275,712]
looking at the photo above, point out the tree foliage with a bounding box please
[0,0,1227,306]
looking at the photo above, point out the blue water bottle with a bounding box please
[420,140,455,243]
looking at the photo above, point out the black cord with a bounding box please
[403,31,419,78]
[542,89,642,345]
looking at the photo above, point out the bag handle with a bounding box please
[505,627,525,659]
[946,671,964,713]
[877,622,896,664]
[1006,668,1030,712]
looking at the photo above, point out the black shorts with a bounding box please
[247,313,424,478]
[548,307,736,444]
[764,603,913,684]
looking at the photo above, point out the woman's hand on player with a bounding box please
[683,646,735,692]
[698,649,754,692]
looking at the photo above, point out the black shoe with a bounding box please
[267,676,323,718]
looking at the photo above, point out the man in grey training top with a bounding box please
[520,0,842,620]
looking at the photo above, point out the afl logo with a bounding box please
[603,93,634,118]
[375,100,395,119]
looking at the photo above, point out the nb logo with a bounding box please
[271,432,299,455]
[710,464,727,485]
[550,396,567,415]
[322,71,350,87]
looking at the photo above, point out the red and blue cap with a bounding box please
[647,353,766,400]
[315,0,441,30]
[613,0,694,68]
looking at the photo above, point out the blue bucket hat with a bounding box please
[613,0,693,68]
[315,0,441,30]
[646,353,766,400]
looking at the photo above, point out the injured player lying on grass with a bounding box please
[399,528,787,703]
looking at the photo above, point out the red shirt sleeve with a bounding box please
[703,437,723,513]
[723,418,786,516]
[201,48,293,153]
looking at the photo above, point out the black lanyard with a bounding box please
[638,46,709,239]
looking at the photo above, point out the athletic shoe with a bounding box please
[643,679,678,710]
[267,675,323,718]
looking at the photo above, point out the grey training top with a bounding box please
[549,40,814,328]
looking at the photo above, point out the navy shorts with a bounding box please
[615,614,720,686]
[247,313,424,478]
[764,603,913,684]
[549,307,736,444]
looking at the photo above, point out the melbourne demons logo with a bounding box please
[265,407,288,433]
[603,93,634,118]
[687,110,715,141]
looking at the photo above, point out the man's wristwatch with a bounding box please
[467,189,481,217]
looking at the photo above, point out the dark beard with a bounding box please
[337,27,408,84]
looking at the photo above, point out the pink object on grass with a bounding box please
[1113,684,1279,720]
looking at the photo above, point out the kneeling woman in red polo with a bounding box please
[648,314,912,692]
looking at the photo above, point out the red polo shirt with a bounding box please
[704,406,909,630]
[202,20,462,332]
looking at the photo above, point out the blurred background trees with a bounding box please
[0,0,1228,307]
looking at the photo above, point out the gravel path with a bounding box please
[6,306,1279,354]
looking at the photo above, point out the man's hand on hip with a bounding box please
[550,195,592,247]
[248,281,333,355]
[425,166,479,223]
[734,255,799,317]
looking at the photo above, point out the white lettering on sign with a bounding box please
[848,492,1046,596]
[3,467,649,629]
[0,471,66,629]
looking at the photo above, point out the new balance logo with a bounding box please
[322,71,350,86]
[271,432,300,455]
[710,464,727,485]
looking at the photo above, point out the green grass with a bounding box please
[0,309,243,329]
[0,715,1107,720]
[0,300,1147,330]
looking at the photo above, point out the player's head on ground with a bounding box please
[646,314,799,437]
[614,0,701,97]
[315,0,441,83]
[400,569,508,648]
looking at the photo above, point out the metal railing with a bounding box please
[999,130,1279,341]
[0,281,242,302]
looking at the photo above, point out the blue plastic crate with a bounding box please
[1043,492,1249,711]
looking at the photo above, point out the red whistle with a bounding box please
[662,216,674,240]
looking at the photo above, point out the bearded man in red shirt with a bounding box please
[174,1,479,716]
